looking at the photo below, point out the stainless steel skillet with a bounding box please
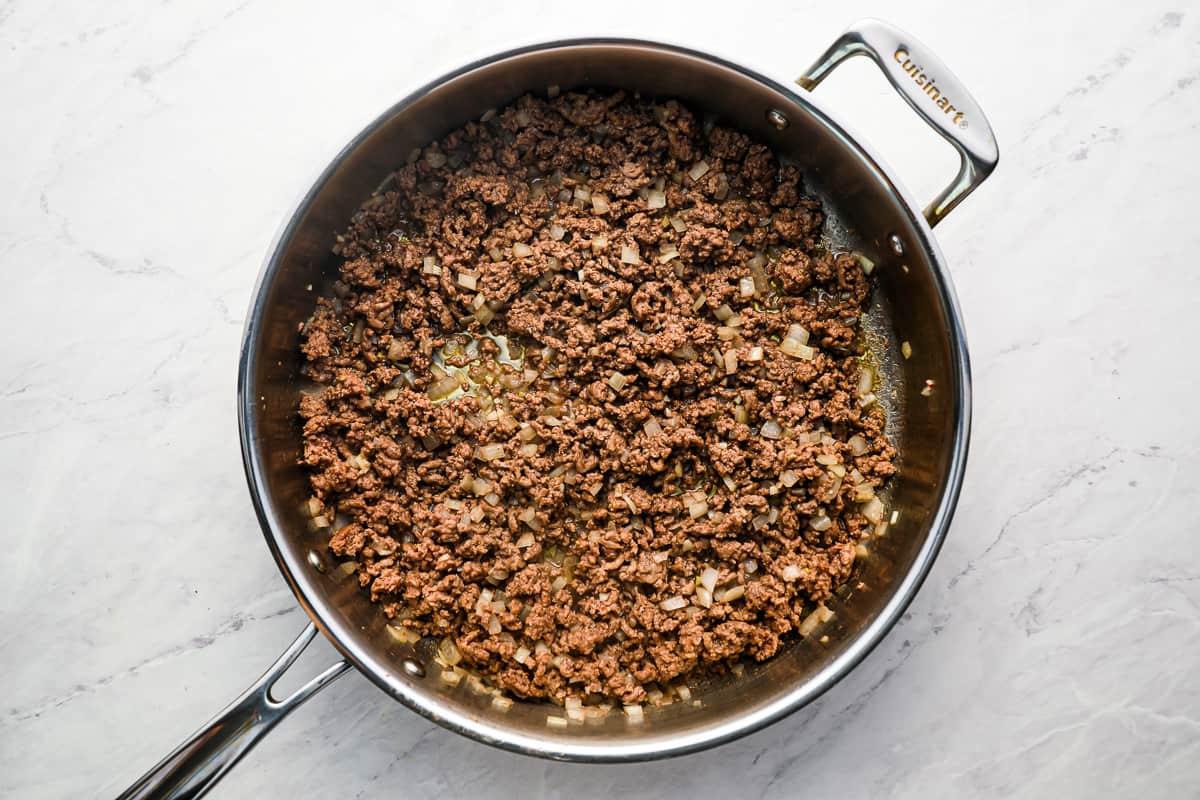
[119,19,996,799]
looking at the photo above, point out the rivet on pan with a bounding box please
[306,549,326,573]
[888,234,904,256]
[766,109,789,130]
[402,658,426,678]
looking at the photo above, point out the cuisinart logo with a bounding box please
[893,49,968,128]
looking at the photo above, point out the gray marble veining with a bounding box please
[2,1,1198,797]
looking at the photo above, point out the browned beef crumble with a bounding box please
[298,90,896,707]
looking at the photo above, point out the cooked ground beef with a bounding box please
[298,90,896,707]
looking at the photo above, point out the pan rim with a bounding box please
[237,36,971,762]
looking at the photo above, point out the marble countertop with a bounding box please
[3,1,1198,797]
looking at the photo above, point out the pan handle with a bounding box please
[797,18,998,227]
[116,623,351,800]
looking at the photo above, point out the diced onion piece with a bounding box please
[474,304,495,325]
[311,514,329,528]
[620,244,641,265]
[520,507,542,530]
[660,595,689,611]
[780,338,815,360]
[624,704,644,722]
[427,375,460,400]
[471,477,492,496]
[475,443,506,461]
[487,616,502,635]
[815,453,838,466]
[547,84,560,98]
[781,564,802,581]
[691,293,707,313]
[657,244,679,264]
[817,604,835,623]
[854,483,875,502]
[848,434,869,455]
[787,324,810,345]
[890,510,900,524]
[858,392,877,408]
[714,304,734,322]
[857,367,874,399]
[695,586,713,608]
[699,567,719,592]
[723,349,738,375]
[573,186,591,202]
[643,418,663,437]
[548,223,566,241]
[798,607,823,637]
[385,623,421,644]
[810,513,833,532]
[715,584,745,603]
[550,576,567,592]
[670,216,688,233]
[780,469,799,487]
[512,242,533,258]
[516,531,535,548]
[547,716,568,729]
[492,695,514,712]
[646,189,667,209]
[857,253,876,275]
[456,272,477,290]
[761,420,782,440]
[742,559,758,575]
[565,696,585,721]
[592,194,610,214]
[747,253,768,293]
[901,341,913,359]
[591,236,608,254]
[438,637,462,666]
[734,405,750,424]
[441,669,462,686]
[608,371,628,390]
[688,160,711,180]
[745,346,764,362]
[738,277,756,297]
[686,500,709,519]
[425,150,447,168]
[422,256,442,275]
[862,496,886,524]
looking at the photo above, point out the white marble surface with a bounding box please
[3,1,1199,797]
